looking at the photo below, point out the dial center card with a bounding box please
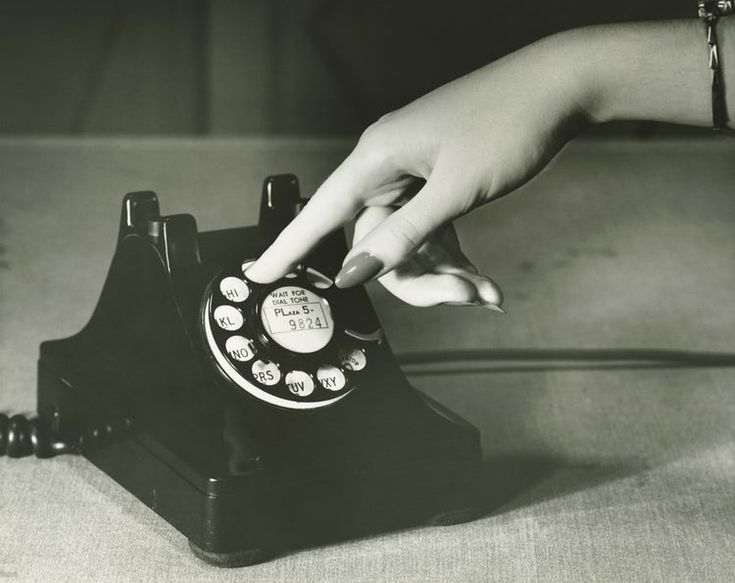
[260,286,334,353]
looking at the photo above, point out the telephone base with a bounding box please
[186,504,483,568]
[39,357,482,566]
[188,541,273,568]
[36,179,484,566]
[426,507,483,527]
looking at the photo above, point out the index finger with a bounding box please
[245,153,369,283]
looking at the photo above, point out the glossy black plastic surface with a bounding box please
[36,174,482,566]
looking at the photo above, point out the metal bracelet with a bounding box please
[698,1,734,133]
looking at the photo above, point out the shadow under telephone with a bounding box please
[1,175,482,567]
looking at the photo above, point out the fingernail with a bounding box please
[443,301,506,313]
[335,252,383,288]
[243,266,258,282]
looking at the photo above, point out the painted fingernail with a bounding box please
[335,252,383,288]
[443,301,506,313]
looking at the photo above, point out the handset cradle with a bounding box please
[36,175,482,567]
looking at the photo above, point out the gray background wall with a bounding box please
[0,0,691,136]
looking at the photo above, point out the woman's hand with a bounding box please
[248,17,735,307]
[247,31,594,308]
[246,19,723,307]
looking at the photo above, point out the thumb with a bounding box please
[335,176,466,288]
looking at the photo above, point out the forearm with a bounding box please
[565,18,734,129]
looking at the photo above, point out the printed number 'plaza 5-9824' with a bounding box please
[260,286,335,353]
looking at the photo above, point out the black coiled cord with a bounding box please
[0,413,74,458]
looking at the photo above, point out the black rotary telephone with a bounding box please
[3,175,482,567]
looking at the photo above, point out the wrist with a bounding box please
[562,20,715,128]
[514,29,608,129]
[530,27,621,128]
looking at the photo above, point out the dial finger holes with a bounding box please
[225,336,255,362]
[251,359,281,386]
[213,305,243,331]
[317,365,346,391]
[219,277,250,302]
[338,347,366,371]
[285,370,315,397]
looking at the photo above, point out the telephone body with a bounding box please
[36,175,482,566]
